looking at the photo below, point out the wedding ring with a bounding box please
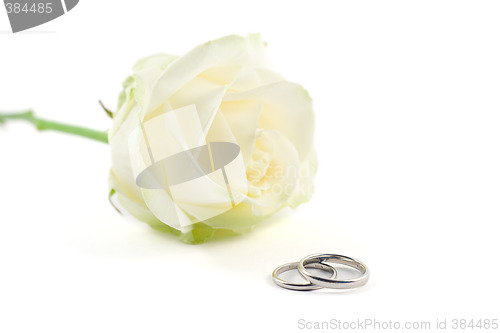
[272,261,337,291]
[298,254,369,289]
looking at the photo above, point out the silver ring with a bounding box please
[298,254,369,289]
[272,261,337,291]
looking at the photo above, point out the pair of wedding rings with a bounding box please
[272,254,369,291]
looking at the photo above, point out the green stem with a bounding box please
[0,110,108,144]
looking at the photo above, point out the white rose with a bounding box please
[108,34,316,243]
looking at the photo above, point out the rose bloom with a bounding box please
[108,34,316,243]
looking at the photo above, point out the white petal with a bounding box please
[109,104,144,202]
[246,129,301,216]
[132,54,177,72]
[168,76,228,137]
[287,149,318,208]
[109,170,158,224]
[223,81,314,162]
[142,34,270,118]
[109,54,177,140]
[219,99,262,168]
[141,187,194,232]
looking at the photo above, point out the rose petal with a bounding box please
[223,81,314,162]
[142,34,270,118]
[246,129,301,216]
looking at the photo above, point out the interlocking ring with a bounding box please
[298,254,369,289]
[272,254,369,291]
[272,261,337,291]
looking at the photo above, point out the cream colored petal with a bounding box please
[108,80,136,140]
[223,81,314,161]
[203,66,285,169]
[246,129,301,216]
[287,149,318,208]
[219,99,262,168]
[141,187,194,233]
[110,54,178,140]
[132,54,177,72]
[199,65,283,91]
[109,104,144,202]
[202,201,265,232]
[109,170,159,225]
[168,76,228,137]
[142,34,270,118]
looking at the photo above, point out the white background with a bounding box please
[1,1,499,332]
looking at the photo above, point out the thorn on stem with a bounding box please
[99,100,114,119]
